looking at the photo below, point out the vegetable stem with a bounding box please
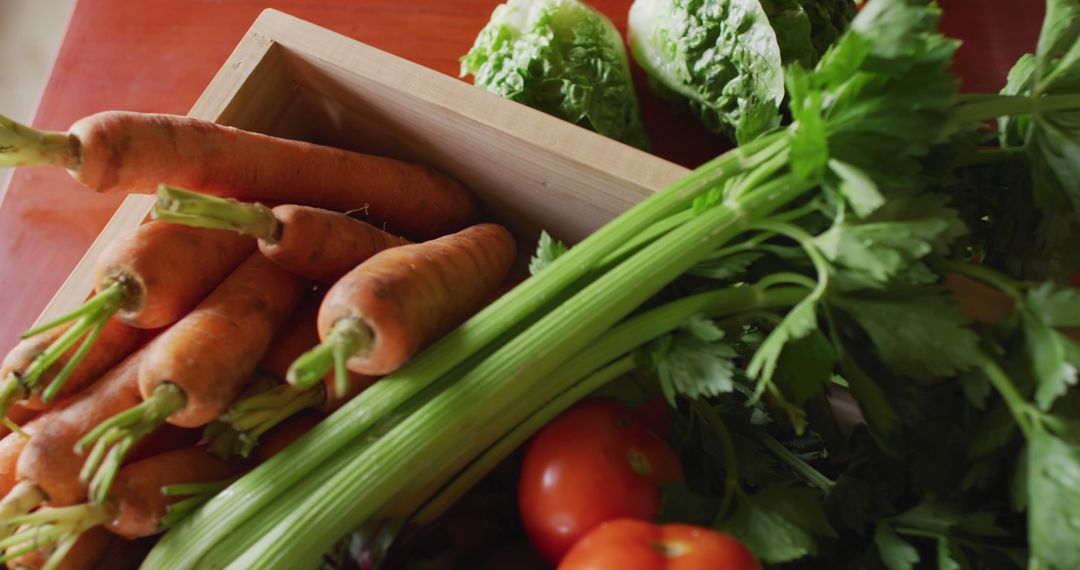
[754,430,835,492]
[215,384,326,457]
[0,284,124,418]
[0,114,76,169]
[692,400,740,520]
[152,185,281,242]
[287,317,373,396]
[977,355,1038,438]
[0,481,46,539]
[935,259,1023,304]
[76,382,186,503]
[952,93,1080,124]
[0,503,109,565]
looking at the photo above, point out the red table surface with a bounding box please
[0,0,1044,343]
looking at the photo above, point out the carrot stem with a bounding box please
[160,477,238,530]
[76,382,186,503]
[0,114,75,169]
[287,318,373,391]
[153,185,281,242]
[215,384,325,457]
[0,482,46,539]
[41,535,79,570]
[0,503,109,564]
[0,285,124,417]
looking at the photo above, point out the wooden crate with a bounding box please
[36,8,690,326]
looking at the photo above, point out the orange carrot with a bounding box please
[76,253,307,502]
[154,186,412,283]
[0,319,141,414]
[90,221,256,329]
[289,223,516,392]
[1,221,252,417]
[7,353,144,513]
[2,111,480,240]
[210,293,376,457]
[0,447,237,567]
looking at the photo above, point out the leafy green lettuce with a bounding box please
[627,0,855,143]
[461,0,650,149]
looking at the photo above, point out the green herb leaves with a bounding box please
[718,483,836,563]
[462,0,650,148]
[1027,424,1080,569]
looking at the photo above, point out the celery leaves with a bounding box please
[648,315,738,404]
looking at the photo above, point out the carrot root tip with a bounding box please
[76,383,185,503]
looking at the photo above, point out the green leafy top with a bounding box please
[461,0,650,149]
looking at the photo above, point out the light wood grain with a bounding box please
[39,8,688,325]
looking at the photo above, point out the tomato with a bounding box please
[557,519,761,570]
[518,399,684,564]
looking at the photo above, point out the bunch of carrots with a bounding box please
[0,110,517,569]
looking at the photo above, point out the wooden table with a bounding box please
[0,0,1043,343]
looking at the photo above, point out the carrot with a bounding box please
[0,352,145,527]
[76,253,307,502]
[0,447,237,568]
[0,111,480,240]
[3,526,112,570]
[289,223,517,393]
[1,221,251,416]
[154,186,413,283]
[0,319,141,419]
[0,428,34,501]
[210,293,376,458]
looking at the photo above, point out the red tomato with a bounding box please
[518,399,684,564]
[557,519,761,570]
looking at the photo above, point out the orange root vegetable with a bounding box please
[0,426,35,500]
[154,186,412,283]
[0,447,237,568]
[76,253,307,502]
[1,111,480,240]
[4,353,145,520]
[2,221,252,416]
[289,223,517,390]
[0,319,141,417]
[211,293,376,458]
